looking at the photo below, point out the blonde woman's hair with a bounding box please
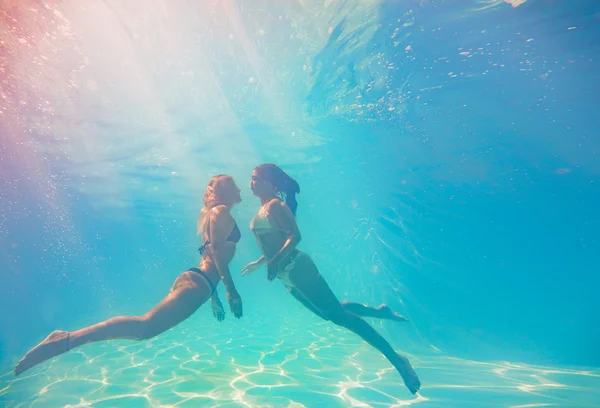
[197,174,233,235]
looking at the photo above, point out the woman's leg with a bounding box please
[286,286,327,319]
[287,287,408,323]
[15,270,212,376]
[287,257,421,394]
[341,302,409,322]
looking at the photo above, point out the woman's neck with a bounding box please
[260,194,276,206]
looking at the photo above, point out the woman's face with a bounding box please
[249,169,273,198]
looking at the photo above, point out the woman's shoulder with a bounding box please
[265,197,285,210]
[264,198,294,219]
[210,204,231,214]
[208,205,234,225]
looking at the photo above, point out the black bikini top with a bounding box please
[198,221,241,255]
[226,222,242,243]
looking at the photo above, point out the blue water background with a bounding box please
[1,0,599,385]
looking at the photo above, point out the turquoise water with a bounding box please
[1,0,599,407]
[3,317,600,407]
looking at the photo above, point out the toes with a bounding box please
[394,313,409,322]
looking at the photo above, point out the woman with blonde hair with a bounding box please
[15,175,244,376]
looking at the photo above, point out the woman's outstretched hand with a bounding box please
[241,260,262,276]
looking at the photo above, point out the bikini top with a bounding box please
[250,201,287,234]
[198,215,241,255]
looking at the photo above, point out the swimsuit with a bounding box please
[250,201,305,287]
[275,249,310,287]
[198,221,241,255]
[191,210,241,295]
[186,267,217,296]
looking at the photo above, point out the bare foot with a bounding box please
[14,330,70,377]
[377,304,409,323]
[395,354,421,394]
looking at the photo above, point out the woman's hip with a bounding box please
[276,249,314,286]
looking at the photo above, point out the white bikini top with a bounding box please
[250,203,287,234]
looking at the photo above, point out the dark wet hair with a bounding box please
[255,164,300,215]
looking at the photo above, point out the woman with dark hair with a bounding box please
[15,175,244,377]
[242,164,421,394]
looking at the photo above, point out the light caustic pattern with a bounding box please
[1,315,599,408]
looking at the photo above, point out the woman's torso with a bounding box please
[250,201,297,265]
[198,211,241,285]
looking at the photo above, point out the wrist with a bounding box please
[223,279,236,292]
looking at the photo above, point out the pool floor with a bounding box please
[2,314,598,407]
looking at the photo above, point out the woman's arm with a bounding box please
[266,199,302,267]
[240,255,266,276]
[208,205,243,317]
